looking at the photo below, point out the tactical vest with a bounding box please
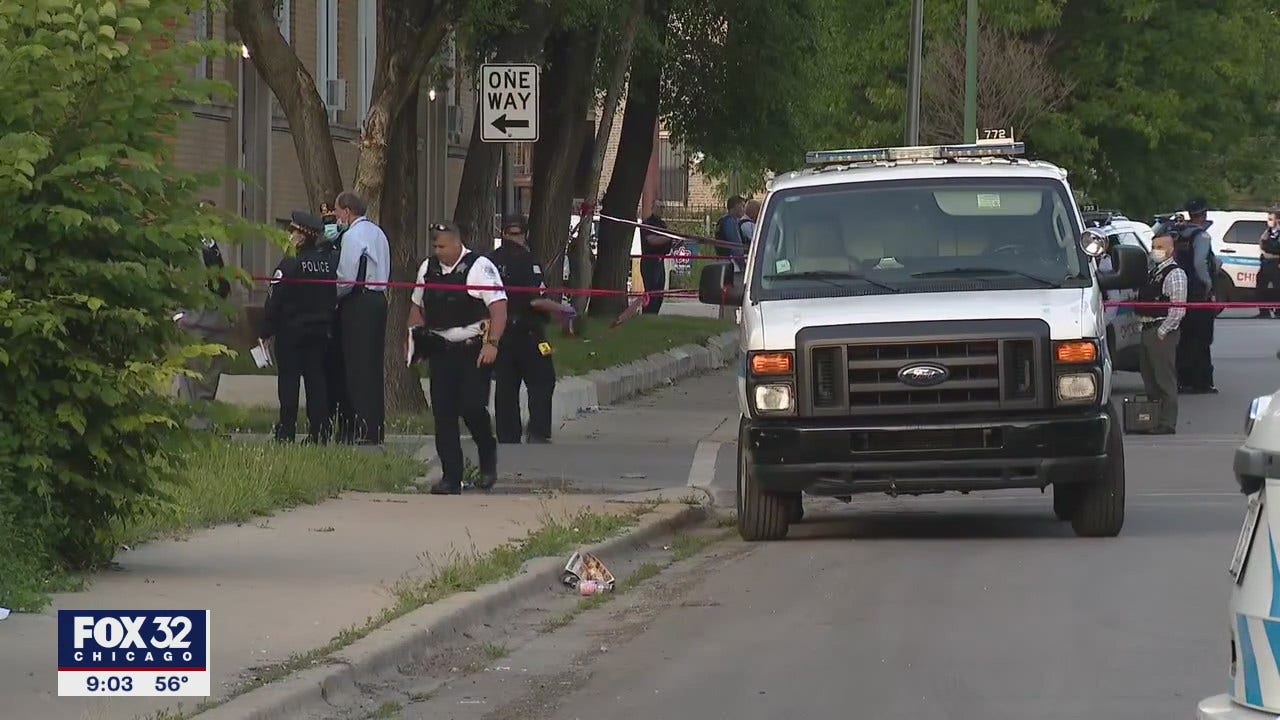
[488,245,537,322]
[422,253,487,330]
[1135,263,1178,321]
[1173,226,1215,300]
[1263,229,1280,256]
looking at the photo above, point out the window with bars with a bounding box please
[192,1,213,80]
[657,135,689,206]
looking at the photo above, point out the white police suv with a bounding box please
[697,139,1149,541]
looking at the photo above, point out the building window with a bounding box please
[316,0,339,123]
[192,1,213,80]
[657,134,689,206]
[277,0,291,44]
[357,0,376,128]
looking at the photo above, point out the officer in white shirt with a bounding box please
[407,222,508,494]
[332,191,391,445]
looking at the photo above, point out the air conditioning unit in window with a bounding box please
[446,104,465,146]
[323,78,347,112]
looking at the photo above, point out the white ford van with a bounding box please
[697,140,1149,541]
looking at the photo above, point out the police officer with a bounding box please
[259,211,338,443]
[333,191,391,445]
[1134,232,1188,435]
[174,200,234,429]
[1258,208,1280,318]
[319,203,349,430]
[489,216,563,443]
[638,213,672,316]
[1174,198,1221,394]
[407,222,508,494]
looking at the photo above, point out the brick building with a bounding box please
[180,0,472,302]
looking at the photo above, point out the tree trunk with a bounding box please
[527,27,601,286]
[230,0,343,208]
[382,94,429,415]
[588,57,663,318]
[575,0,647,311]
[452,0,559,249]
[351,0,451,222]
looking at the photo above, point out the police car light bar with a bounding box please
[804,141,1026,166]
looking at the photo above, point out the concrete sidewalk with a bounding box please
[215,331,739,432]
[0,493,649,720]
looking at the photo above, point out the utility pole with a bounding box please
[905,0,924,145]
[962,0,978,143]
[501,145,515,217]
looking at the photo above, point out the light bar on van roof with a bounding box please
[804,141,1026,166]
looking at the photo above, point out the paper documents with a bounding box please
[250,339,273,369]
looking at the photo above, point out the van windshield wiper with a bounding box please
[764,270,900,293]
[909,266,1061,288]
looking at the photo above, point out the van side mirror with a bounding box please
[1098,244,1148,291]
[698,262,743,306]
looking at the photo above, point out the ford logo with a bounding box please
[897,363,949,387]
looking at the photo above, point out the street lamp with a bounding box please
[905,0,924,145]
[963,0,978,143]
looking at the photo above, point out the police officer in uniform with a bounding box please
[319,203,348,429]
[259,211,338,443]
[1134,232,1188,435]
[1257,208,1280,318]
[1173,198,1220,394]
[489,216,563,443]
[407,222,508,494]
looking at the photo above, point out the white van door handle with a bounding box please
[1220,248,1237,253]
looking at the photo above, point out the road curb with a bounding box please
[192,503,707,720]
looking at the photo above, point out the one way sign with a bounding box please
[480,63,539,143]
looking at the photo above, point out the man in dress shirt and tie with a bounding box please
[333,191,391,445]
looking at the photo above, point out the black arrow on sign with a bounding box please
[491,114,530,134]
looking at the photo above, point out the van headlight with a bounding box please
[1246,395,1273,436]
[753,384,794,413]
[1056,373,1097,403]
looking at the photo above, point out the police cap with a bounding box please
[290,210,324,234]
[501,215,527,233]
[1183,197,1210,215]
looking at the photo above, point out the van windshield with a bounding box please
[751,177,1090,300]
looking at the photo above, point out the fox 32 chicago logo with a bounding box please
[57,610,211,697]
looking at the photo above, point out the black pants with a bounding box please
[494,325,557,442]
[1259,258,1280,314]
[1177,308,1216,389]
[337,290,387,444]
[326,315,348,430]
[640,259,666,315]
[429,339,497,487]
[275,330,332,442]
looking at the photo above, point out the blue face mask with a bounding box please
[324,224,340,241]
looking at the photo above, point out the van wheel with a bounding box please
[1052,485,1079,521]
[737,421,790,541]
[1069,408,1126,537]
[785,493,805,523]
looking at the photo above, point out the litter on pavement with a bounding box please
[0,608,10,621]
[561,550,615,595]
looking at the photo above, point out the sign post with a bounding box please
[480,63,540,143]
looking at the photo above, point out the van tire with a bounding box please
[737,421,790,542]
[1069,408,1126,537]
[1052,486,1078,521]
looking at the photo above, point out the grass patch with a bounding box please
[113,438,425,546]
[671,532,721,561]
[370,701,402,719]
[179,507,650,718]
[203,401,436,436]
[224,315,733,379]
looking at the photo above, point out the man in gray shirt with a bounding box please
[332,191,391,444]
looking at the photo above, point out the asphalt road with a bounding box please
[322,311,1280,720]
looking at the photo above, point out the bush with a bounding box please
[0,0,237,604]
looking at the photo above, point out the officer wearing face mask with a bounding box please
[1258,208,1280,318]
[1134,232,1189,435]
[319,202,348,426]
[259,211,338,443]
